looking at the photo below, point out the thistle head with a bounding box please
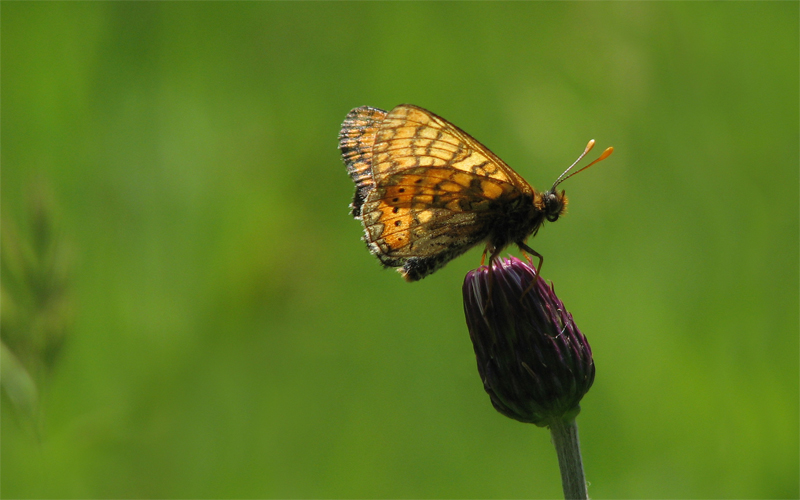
[462,256,594,425]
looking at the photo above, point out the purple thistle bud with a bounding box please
[463,256,595,426]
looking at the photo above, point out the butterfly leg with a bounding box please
[517,241,543,276]
[482,243,500,311]
[517,241,543,299]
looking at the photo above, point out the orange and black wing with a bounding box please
[338,106,387,217]
[342,104,534,280]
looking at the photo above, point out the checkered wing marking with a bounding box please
[338,105,388,217]
[360,104,533,264]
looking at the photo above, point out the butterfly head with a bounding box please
[542,189,568,222]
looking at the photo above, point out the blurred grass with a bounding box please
[2,2,798,498]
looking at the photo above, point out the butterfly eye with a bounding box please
[545,191,565,222]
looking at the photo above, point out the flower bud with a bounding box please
[463,257,594,426]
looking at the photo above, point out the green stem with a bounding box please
[548,417,588,500]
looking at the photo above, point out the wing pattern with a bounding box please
[339,104,537,281]
[338,106,387,217]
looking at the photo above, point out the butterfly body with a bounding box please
[339,104,571,281]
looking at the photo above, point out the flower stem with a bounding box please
[548,417,588,500]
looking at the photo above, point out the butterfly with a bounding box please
[338,104,612,281]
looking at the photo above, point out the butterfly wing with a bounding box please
[358,104,535,281]
[370,104,533,190]
[361,168,522,281]
[338,106,388,217]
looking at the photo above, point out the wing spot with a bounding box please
[392,197,400,202]
[395,221,402,227]
[392,207,399,214]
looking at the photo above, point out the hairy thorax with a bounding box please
[486,192,545,254]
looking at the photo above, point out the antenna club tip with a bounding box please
[598,146,614,160]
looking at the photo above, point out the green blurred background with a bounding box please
[2,2,798,498]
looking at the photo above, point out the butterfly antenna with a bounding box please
[551,139,614,190]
